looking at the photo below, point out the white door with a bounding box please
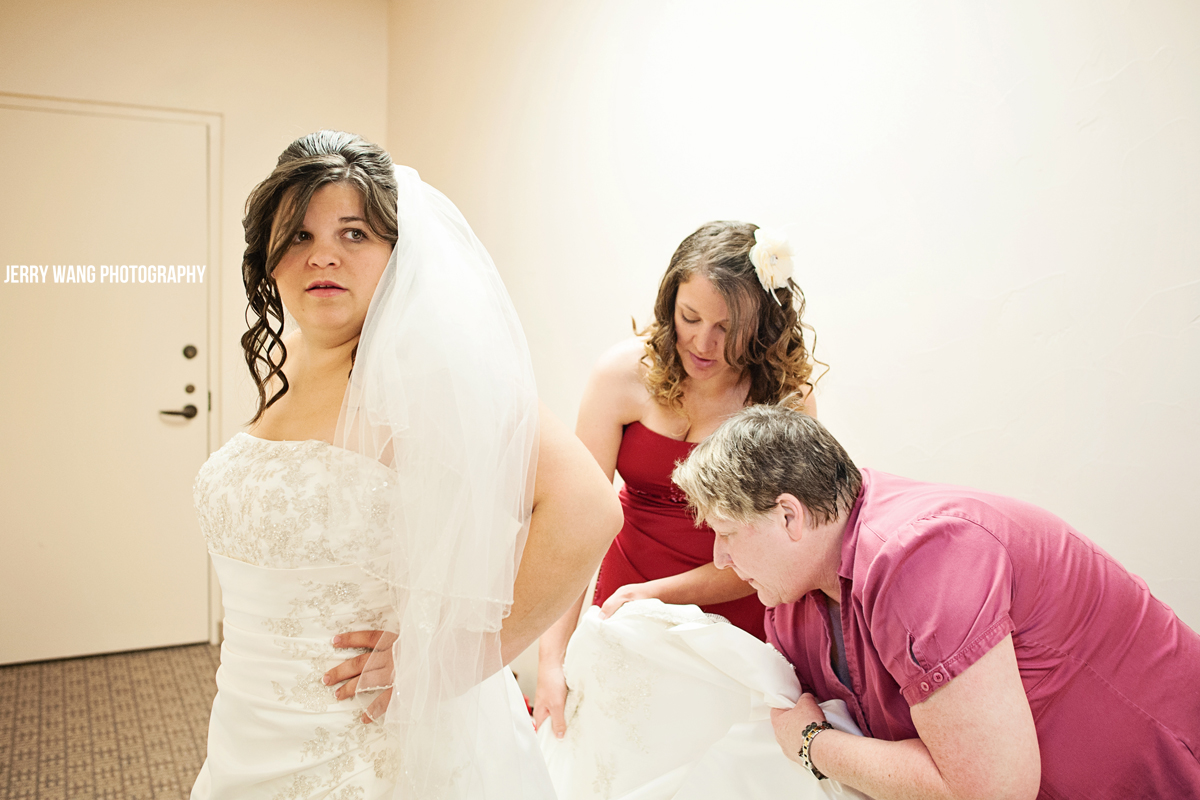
[0,97,219,664]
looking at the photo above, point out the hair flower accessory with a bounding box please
[748,228,794,305]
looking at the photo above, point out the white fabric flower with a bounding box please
[748,228,794,303]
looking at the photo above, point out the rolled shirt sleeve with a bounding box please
[859,515,1016,706]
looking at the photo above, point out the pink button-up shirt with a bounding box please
[766,469,1200,799]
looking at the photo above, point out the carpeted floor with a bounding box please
[0,643,220,800]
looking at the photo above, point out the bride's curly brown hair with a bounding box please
[240,131,399,424]
[641,221,820,413]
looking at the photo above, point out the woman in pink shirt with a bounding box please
[675,405,1200,800]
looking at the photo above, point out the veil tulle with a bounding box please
[334,165,542,798]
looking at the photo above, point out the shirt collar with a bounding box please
[837,468,872,582]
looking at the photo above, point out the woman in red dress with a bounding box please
[533,220,819,738]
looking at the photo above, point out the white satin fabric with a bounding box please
[539,601,873,800]
[191,433,549,799]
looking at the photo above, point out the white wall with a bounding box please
[3,0,1194,668]
[0,0,389,441]
[388,0,1200,631]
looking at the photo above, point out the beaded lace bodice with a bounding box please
[194,433,395,568]
[190,433,402,799]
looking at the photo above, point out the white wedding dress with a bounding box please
[191,433,549,800]
[538,601,873,800]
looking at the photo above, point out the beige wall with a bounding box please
[3,0,1196,677]
[387,0,1200,635]
[0,0,389,441]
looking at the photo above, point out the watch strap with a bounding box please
[799,720,834,780]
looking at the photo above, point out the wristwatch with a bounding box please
[799,720,834,780]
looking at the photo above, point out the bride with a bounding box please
[191,130,620,799]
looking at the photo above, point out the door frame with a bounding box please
[0,91,225,645]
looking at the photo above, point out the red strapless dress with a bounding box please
[593,421,767,640]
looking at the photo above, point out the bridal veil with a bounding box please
[334,165,545,798]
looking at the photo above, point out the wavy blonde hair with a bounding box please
[640,221,818,413]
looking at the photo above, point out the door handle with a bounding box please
[160,404,199,419]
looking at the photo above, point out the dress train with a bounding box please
[538,600,872,800]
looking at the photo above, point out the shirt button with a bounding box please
[932,672,945,683]
[920,681,930,692]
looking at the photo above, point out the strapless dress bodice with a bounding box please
[194,433,395,569]
[191,433,400,799]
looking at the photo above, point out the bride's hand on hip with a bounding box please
[326,630,397,724]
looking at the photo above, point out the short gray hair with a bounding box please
[672,405,862,525]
